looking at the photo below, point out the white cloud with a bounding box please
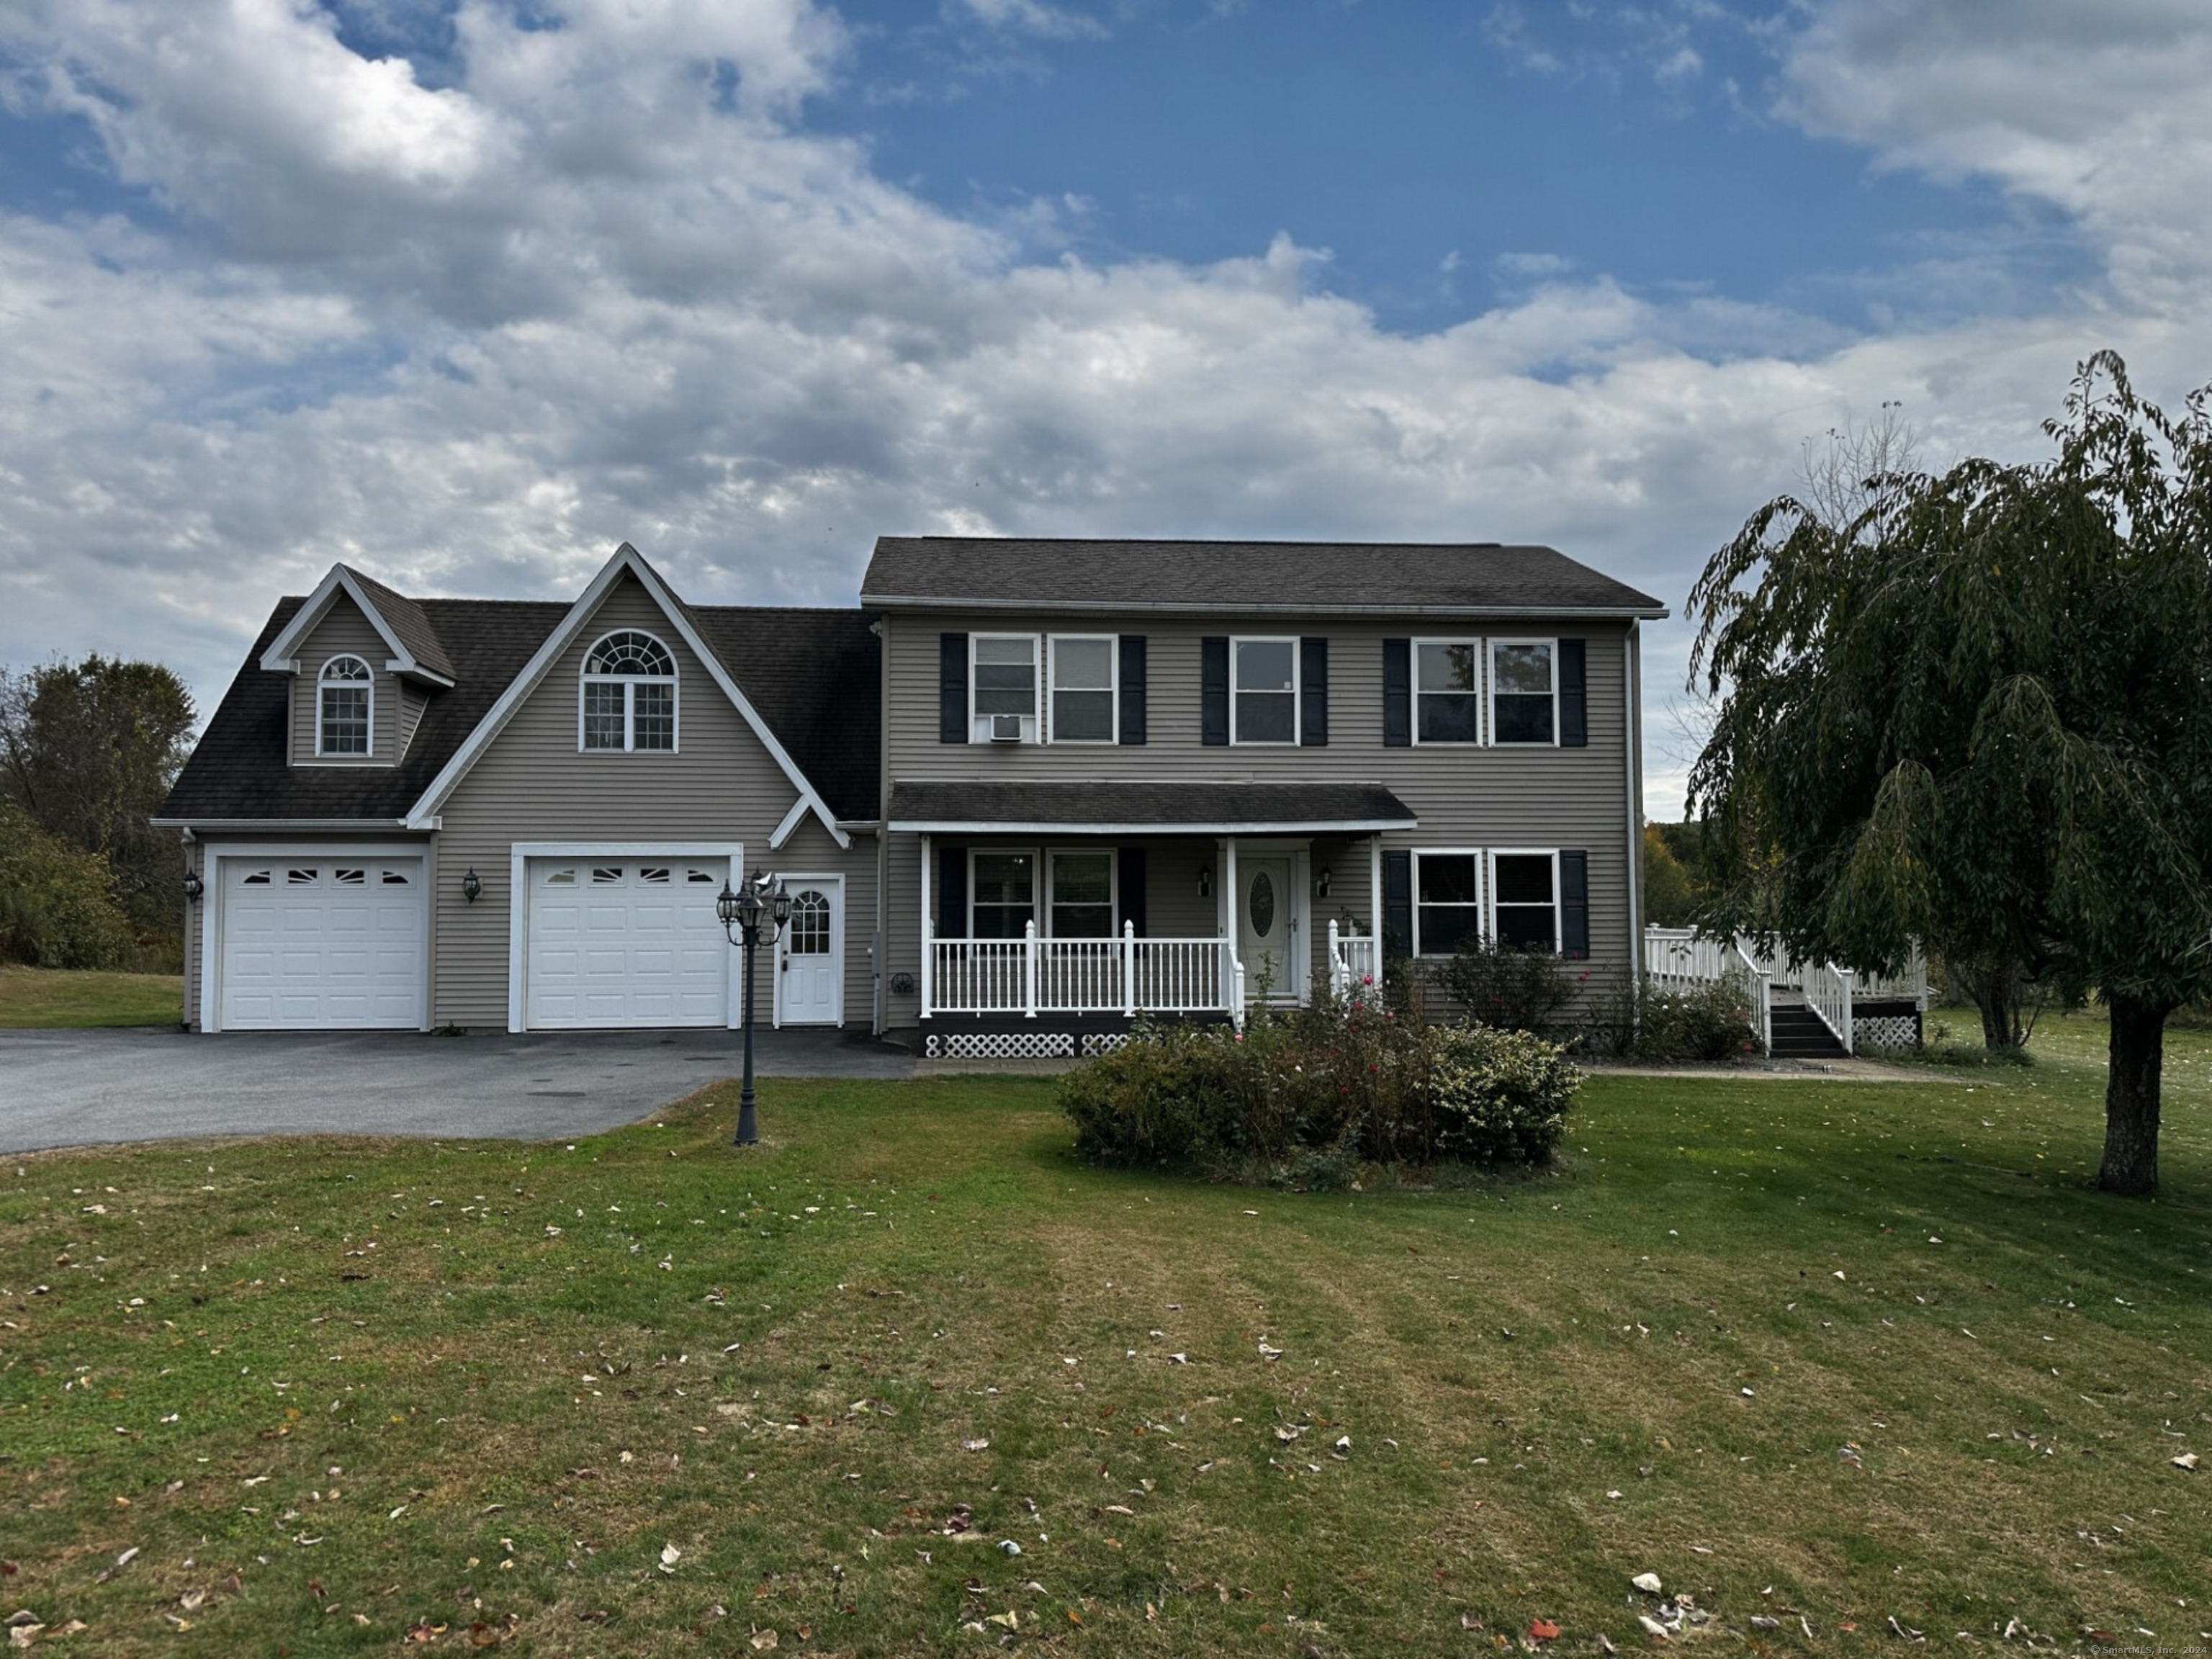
[0,0,2209,825]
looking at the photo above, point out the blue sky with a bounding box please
[3,0,2209,816]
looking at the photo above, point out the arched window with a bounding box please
[318,655,372,756]
[580,630,677,752]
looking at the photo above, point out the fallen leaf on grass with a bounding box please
[2172,1452,2199,1470]
[1530,1618,1562,1640]
[749,1631,778,1651]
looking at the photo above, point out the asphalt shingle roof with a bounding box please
[886,780,1415,831]
[861,536,1667,615]
[162,595,881,825]
[342,565,457,681]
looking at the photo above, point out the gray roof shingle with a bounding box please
[861,536,1666,616]
[887,780,1415,832]
[343,565,457,681]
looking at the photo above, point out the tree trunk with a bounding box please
[2100,994,2170,1195]
[1974,975,2020,1049]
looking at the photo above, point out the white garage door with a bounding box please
[526,858,730,1029]
[219,858,426,1030]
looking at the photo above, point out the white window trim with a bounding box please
[1409,637,1485,747]
[1486,637,1560,749]
[1412,847,1487,959]
[197,841,429,1034]
[577,630,680,755]
[967,845,1041,938]
[1046,634,1118,745]
[771,871,845,1030]
[314,655,376,760]
[507,841,744,1033]
[1487,847,1563,955]
[969,632,1042,745]
[1046,845,1119,938]
[1229,635,1300,746]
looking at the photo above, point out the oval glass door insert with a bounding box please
[1249,870,1276,938]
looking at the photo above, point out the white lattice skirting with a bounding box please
[1852,1014,1922,1053]
[925,1030,1077,1060]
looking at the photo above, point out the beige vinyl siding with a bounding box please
[431,573,870,1029]
[881,611,1634,1025]
[288,594,400,767]
[397,681,431,762]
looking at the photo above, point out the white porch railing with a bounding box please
[1643,929,1740,997]
[928,922,1244,1022]
[1721,940,1771,1055]
[1327,922,1380,1004]
[1804,961,1856,1054]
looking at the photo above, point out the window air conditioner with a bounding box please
[989,713,1026,743]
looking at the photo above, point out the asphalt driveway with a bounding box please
[0,1026,914,1155]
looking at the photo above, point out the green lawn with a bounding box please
[1,1022,2207,1655]
[0,965,182,1028]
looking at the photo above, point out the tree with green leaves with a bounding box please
[0,656,197,937]
[1688,352,2212,1195]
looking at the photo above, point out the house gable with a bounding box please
[261,563,457,685]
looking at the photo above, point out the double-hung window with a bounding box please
[1415,640,1481,743]
[1047,636,1115,742]
[581,631,678,752]
[1491,851,1559,950]
[1048,850,1115,938]
[1414,851,1483,956]
[970,850,1037,939]
[1231,637,1298,744]
[316,655,372,756]
[972,635,1040,742]
[1489,640,1557,745]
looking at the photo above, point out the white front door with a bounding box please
[775,882,841,1026]
[218,858,426,1030]
[1238,856,1297,1002]
[526,858,729,1028]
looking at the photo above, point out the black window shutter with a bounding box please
[1559,638,1588,747]
[1382,849,1412,961]
[939,634,968,745]
[1300,637,1328,746]
[1201,637,1230,747]
[938,845,968,938]
[1560,850,1590,959]
[1118,845,1147,937]
[1382,638,1411,747]
[1118,635,1147,745]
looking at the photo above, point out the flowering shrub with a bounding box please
[1059,998,1578,1176]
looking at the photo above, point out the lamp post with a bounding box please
[716,871,791,1146]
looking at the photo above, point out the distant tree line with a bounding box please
[1,657,196,971]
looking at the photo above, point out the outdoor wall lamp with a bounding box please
[717,871,793,1147]
[460,868,483,904]
[1197,866,1213,899]
[1316,866,1332,899]
[182,870,204,902]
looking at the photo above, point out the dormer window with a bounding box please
[581,630,678,752]
[317,655,372,756]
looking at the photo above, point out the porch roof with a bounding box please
[887,780,1416,835]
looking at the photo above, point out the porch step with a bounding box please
[1767,1004,1848,1058]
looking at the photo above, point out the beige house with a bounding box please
[159,536,1665,1052]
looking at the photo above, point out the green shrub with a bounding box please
[1634,980,1757,1061]
[1060,999,1578,1177]
[1428,1025,1581,1164]
[1429,935,1585,1033]
[0,803,135,969]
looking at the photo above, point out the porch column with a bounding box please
[919,833,933,1019]
[1220,837,1239,1013]
[1120,920,1136,1018]
[1369,833,1382,943]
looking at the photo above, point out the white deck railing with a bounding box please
[1643,927,1926,1055]
[1327,922,1380,1004]
[1803,960,1856,1053]
[1722,940,1772,1055]
[927,922,1244,1022]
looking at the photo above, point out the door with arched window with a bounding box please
[774,879,842,1026]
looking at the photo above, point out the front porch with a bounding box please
[889,780,1408,1059]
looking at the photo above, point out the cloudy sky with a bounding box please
[5,0,2210,817]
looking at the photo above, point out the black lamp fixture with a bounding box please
[1316,866,1331,900]
[460,867,483,904]
[182,869,204,902]
[1197,866,1213,900]
[717,869,793,1146]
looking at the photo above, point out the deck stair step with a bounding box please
[1767,1003,1848,1058]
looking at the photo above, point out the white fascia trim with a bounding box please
[768,797,813,850]
[260,565,450,682]
[508,840,746,1033]
[198,840,431,1035]
[866,595,1671,621]
[888,817,1416,835]
[404,544,850,848]
[151,817,420,830]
